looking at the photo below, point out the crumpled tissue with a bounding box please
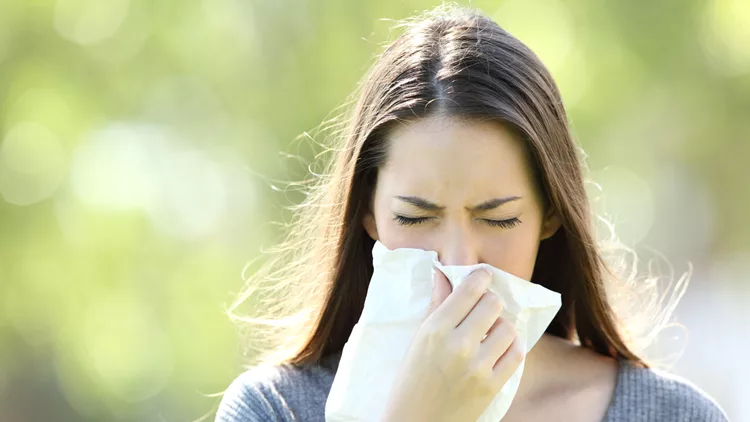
[325,240,562,422]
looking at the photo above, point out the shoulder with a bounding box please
[605,359,729,422]
[214,358,337,422]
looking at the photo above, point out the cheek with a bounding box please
[372,213,435,250]
[479,225,541,280]
[371,194,438,249]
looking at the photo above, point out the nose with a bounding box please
[437,221,480,266]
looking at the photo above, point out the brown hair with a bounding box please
[229,4,681,370]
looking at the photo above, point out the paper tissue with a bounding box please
[324,241,562,422]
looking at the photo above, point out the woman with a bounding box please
[216,5,727,422]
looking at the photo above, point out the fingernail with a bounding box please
[476,268,492,282]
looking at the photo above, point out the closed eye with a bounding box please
[392,215,435,226]
[479,217,521,229]
[393,215,522,229]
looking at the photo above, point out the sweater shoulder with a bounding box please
[605,360,728,422]
[215,360,335,422]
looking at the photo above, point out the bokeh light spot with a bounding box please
[54,0,130,46]
[0,121,66,206]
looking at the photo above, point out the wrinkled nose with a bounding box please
[437,222,480,266]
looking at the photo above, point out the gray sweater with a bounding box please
[215,351,728,422]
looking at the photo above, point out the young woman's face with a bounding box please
[363,115,561,280]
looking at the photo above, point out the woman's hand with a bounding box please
[381,268,524,422]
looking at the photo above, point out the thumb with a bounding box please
[427,268,452,316]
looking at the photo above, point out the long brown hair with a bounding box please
[229,4,685,370]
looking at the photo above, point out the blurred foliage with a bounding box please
[0,0,747,421]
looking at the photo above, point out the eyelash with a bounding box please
[393,215,522,229]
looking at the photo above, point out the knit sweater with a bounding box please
[215,351,728,422]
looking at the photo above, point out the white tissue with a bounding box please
[325,241,562,422]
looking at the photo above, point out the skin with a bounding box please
[363,115,619,422]
[364,115,557,274]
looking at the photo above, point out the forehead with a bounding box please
[379,116,536,199]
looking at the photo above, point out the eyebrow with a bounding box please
[395,195,521,212]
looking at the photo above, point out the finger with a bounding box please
[427,267,452,317]
[477,317,515,369]
[456,291,504,342]
[484,315,503,340]
[491,336,526,385]
[432,268,491,328]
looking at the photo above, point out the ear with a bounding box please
[363,211,379,241]
[539,207,562,241]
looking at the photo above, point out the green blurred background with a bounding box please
[0,0,747,421]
